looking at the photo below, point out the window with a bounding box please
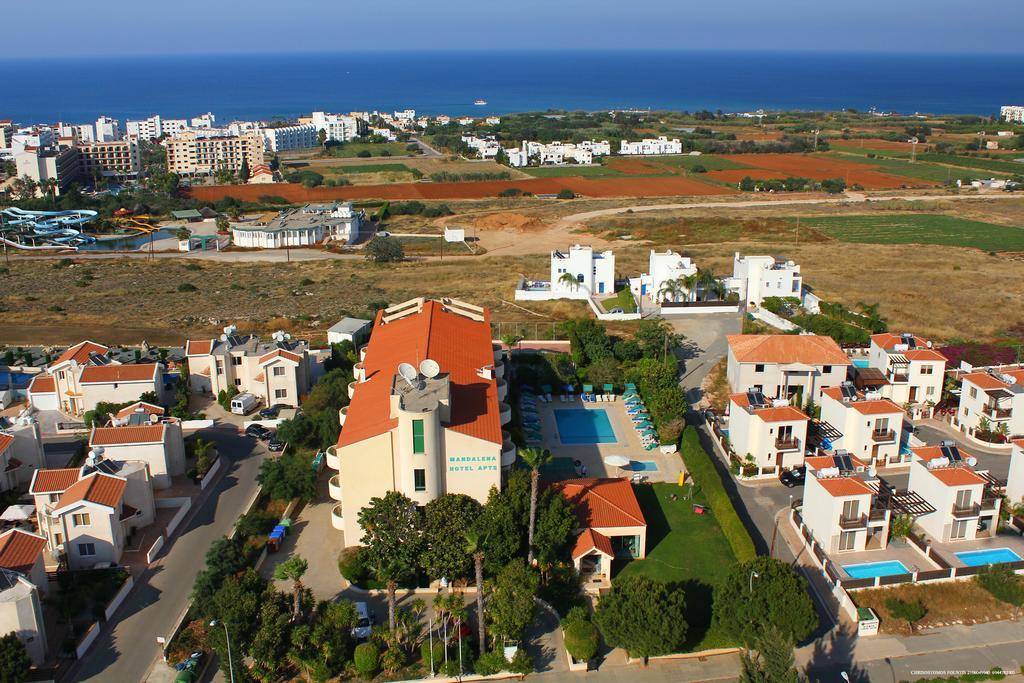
[926,386,935,396]
[839,531,857,551]
[232,356,242,366]
[274,389,287,399]
[969,387,978,399]
[955,489,973,509]
[754,364,765,373]
[78,542,96,557]
[921,365,934,375]
[412,420,425,454]
[53,533,63,546]
[951,519,969,540]
[49,494,59,504]
[72,513,91,527]
[273,366,285,376]
[414,469,426,492]
[823,365,832,374]
[234,379,242,386]
[842,499,860,520]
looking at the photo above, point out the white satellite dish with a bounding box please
[420,359,440,379]
[398,362,418,386]
[867,466,877,478]
[966,456,978,467]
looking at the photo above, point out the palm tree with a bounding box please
[500,333,523,354]
[657,278,686,303]
[709,277,728,302]
[274,554,309,621]
[679,272,701,302]
[40,178,58,207]
[695,270,719,302]
[519,447,554,564]
[558,272,579,293]
[464,530,487,650]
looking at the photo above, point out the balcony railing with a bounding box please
[839,514,868,529]
[325,445,340,471]
[868,507,888,522]
[951,504,981,519]
[331,504,345,531]
[500,402,512,425]
[986,407,1012,420]
[871,429,896,443]
[775,437,800,451]
[328,475,342,502]
[981,496,1000,511]
[888,373,909,384]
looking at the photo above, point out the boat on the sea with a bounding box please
[474,99,487,106]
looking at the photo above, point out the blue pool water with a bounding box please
[631,461,659,472]
[554,409,617,444]
[955,548,1023,567]
[852,359,870,368]
[843,560,910,579]
[0,372,32,387]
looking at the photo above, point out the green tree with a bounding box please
[175,226,193,242]
[739,626,800,683]
[365,236,405,262]
[209,569,267,681]
[238,157,250,183]
[354,642,379,678]
[257,452,317,502]
[532,488,576,567]
[465,529,487,649]
[594,575,687,662]
[739,175,756,192]
[215,215,230,233]
[486,559,539,645]
[713,557,818,647]
[475,469,531,567]
[519,447,554,564]
[357,491,424,630]
[289,599,358,681]
[317,129,328,149]
[273,555,309,621]
[423,494,483,581]
[0,632,31,683]
[563,618,599,662]
[192,536,248,610]
[658,277,686,303]
[250,595,293,682]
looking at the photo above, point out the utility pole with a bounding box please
[908,136,919,163]
[812,129,820,151]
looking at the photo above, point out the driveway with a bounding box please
[665,311,742,400]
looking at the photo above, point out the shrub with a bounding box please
[299,277,314,286]
[498,188,522,197]
[679,427,756,561]
[353,642,379,678]
[420,640,444,671]
[53,258,74,269]
[365,236,404,263]
[184,263,202,271]
[474,649,508,676]
[177,282,198,292]
[691,164,707,173]
[508,648,533,675]
[338,546,369,585]
[235,509,277,539]
[885,597,928,632]
[976,565,1024,607]
[47,304,64,312]
[356,150,372,158]
[557,188,575,199]
[563,619,599,662]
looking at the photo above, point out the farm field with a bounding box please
[718,153,932,189]
[520,165,625,178]
[826,153,982,184]
[915,153,1024,175]
[793,214,1024,252]
[828,138,918,152]
[317,141,412,158]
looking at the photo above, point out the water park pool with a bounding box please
[843,560,910,579]
[852,359,870,368]
[955,548,1023,567]
[554,409,617,444]
[630,461,659,472]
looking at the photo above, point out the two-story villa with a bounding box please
[866,333,947,418]
[819,384,906,468]
[801,454,892,554]
[908,445,1003,543]
[728,391,809,476]
[727,334,851,405]
[955,367,1024,440]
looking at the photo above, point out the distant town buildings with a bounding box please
[162,130,264,176]
[229,202,367,248]
[1000,105,1024,123]
[262,123,319,152]
[619,136,683,155]
[310,111,365,142]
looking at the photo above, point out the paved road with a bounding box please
[411,136,442,157]
[71,424,267,683]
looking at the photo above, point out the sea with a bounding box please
[2,50,1022,123]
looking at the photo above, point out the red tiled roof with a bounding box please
[805,454,868,471]
[571,528,614,560]
[79,364,158,384]
[253,372,265,382]
[28,374,55,393]
[90,424,165,446]
[727,334,850,365]
[551,478,647,529]
[871,333,931,351]
[52,341,109,367]
[259,349,302,365]
[115,402,165,419]
[912,446,987,486]
[820,387,903,415]
[816,476,874,497]
[30,468,82,494]
[730,394,808,423]
[962,369,1024,391]
[903,349,947,362]
[0,530,46,574]
[185,339,214,356]
[0,434,12,454]
[337,300,501,447]
[56,473,126,510]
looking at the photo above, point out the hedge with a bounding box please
[679,427,757,562]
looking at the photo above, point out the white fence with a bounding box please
[75,622,101,659]
[146,536,165,564]
[243,418,284,429]
[180,419,215,430]
[200,455,222,490]
[103,574,135,621]
[750,307,798,331]
[658,303,739,316]
[158,497,192,538]
[587,296,642,321]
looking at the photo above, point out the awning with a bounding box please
[854,367,888,387]
[985,388,1013,400]
[889,355,910,366]
[876,477,936,516]
[809,420,843,442]
[979,471,1006,490]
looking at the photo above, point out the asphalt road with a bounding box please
[71,424,267,683]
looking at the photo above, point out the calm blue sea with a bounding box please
[2,50,1021,123]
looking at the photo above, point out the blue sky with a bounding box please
[19,0,1024,57]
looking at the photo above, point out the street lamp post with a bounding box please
[210,619,235,683]
[749,570,760,593]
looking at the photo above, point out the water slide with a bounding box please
[0,207,99,249]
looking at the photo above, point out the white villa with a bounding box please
[954,367,1024,440]
[908,445,1003,544]
[801,454,892,554]
[628,250,698,301]
[727,334,852,404]
[515,245,616,301]
[728,391,809,477]
[728,253,802,307]
[231,203,367,248]
[819,384,905,468]
[863,333,946,418]
[619,136,683,155]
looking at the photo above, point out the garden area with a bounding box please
[50,568,130,656]
[759,295,888,346]
[599,288,638,313]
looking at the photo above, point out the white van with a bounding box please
[351,602,374,640]
[230,392,258,415]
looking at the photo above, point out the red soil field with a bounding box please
[830,138,917,151]
[720,153,931,189]
[707,169,789,183]
[186,175,735,203]
[605,158,672,175]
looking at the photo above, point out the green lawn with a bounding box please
[329,163,414,174]
[322,142,412,158]
[795,214,1024,252]
[600,288,638,313]
[614,483,738,651]
[520,165,624,178]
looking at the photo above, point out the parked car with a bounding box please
[230,392,259,415]
[267,435,285,452]
[245,424,272,440]
[259,404,288,419]
[375,230,391,238]
[351,602,374,640]
[779,467,806,488]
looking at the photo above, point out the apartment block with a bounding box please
[77,139,141,178]
[163,130,264,176]
[1000,105,1024,123]
[619,136,683,155]
[262,124,319,152]
[628,249,698,301]
[94,116,122,142]
[311,112,365,142]
[89,416,186,489]
[13,145,81,194]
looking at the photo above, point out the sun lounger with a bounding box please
[582,394,591,403]
[545,393,553,402]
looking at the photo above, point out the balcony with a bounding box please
[329,475,342,502]
[359,346,367,362]
[493,345,504,363]
[325,445,340,471]
[494,361,505,380]
[496,378,508,401]
[501,440,517,468]
[868,507,889,522]
[775,437,800,451]
[338,406,348,426]
[838,514,868,529]
[986,407,1012,420]
[889,373,909,384]
[871,429,896,443]
[331,503,345,531]
[347,381,357,400]
[354,362,366,382]
[951,504,981,519]
[981,495,1000,511]
[500,402,512,425]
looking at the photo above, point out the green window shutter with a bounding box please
[412,419,425,454]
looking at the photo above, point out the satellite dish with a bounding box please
[867,466,877,478]
[420,359,440,379]
[966,456,978,467]
[398,363,418,386]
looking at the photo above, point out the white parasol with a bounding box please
[0,505,35,522]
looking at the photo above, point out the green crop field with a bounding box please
[827,143,911,158]
[827,152,983,184]
[330,163,414,174]
[915,153,1024,175]
[519,165,624,178]
[796,214,1024,252]
[322,142,412,158]
[650,154,753,171]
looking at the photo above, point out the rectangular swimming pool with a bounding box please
[842,560,910,579]
[631,460,659,472]
[955,548,1023,567]
[554,408,617,444]
[852,359,870,368]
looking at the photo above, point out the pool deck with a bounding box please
[931,532,1024,569]
[835,543,939,579]
[529,395,684,484]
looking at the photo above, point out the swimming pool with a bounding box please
[554,409,617,444]
[0,372,33,387]
[843,560,910,579]
[852,359,870,368]
[631,460,659,472]
[955,548,1023,567]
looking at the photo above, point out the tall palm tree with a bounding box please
[679,272,701,302]
[558,272,579,292]
[519,447,554,564]
[464,530,487,650]
[709,277,728,302]
[657,278,685,303]
[40,178,58,207]
[695,270,719,302]
[273,554,309,621]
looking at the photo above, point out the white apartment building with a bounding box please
[500,140,607,167]
[485,116,501,126]
[369,127,397,141]
[329,297,510,543]
[393,109,416,123]
[162,130,264,176]
[628,249,698,301]
[94,116,122,142]
[1000,106,1024,123]
[13,145,80,194]
[819,385,905,468]
[1007,439,1024,507]
[126,115,163,141]
[231,202,366,248]
[11,127,55,153]
[463,134,502,159]
[619,136,683,155]
[728,391,809,476]
[57,122,95,144]
[726,334,852,404]
[865,333,946,417]
[955,367,1024,439]
[802,454,891,554]
[262,124,318,152]
[191,112,216,128]
[89,417,186,489]
[0,120,15,149]
[729,252,802,307]
[909,445,1002,543]
[311,112,365,142]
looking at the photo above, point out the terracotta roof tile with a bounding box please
[30,468,82,494]
[805,454,868,471]
[259,349,302,365]
[816,475,874,497]
[52,341,109,367]
[115,402,165,419]
[0,434,12,454]
[0,530,46,574]
[551,478,647,529]
[28,375,55,393]
[337,300,501,447]
[912,446,987,486]
[185,339,214,356]
[79,364,158,384]
[903,349,947,362]
[727,334,850,365]
[90,424,165,446]
[871,333,931,351]
[56,473,126,510]
[962,369,1024,391]
[730,394,809,422]
[571,528,614,560]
